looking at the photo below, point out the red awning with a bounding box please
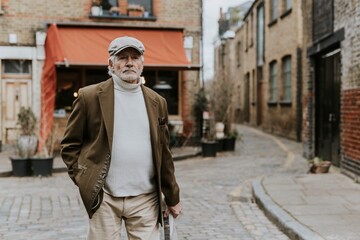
[53,25,191,67]
[39,24,194,150]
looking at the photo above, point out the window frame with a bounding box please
[236,41,241,67]
[281,56,292,103]
[284,0,292,12]
[269,60,278,104]
[90,0,155,20]
[0,0,3,15]
[1,59,32,79]
[270,0,278,22]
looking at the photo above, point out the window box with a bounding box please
[127,4,144,17]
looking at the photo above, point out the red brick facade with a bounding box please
[342,89,360,162]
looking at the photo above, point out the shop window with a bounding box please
[143,70,179,115]
[90,0,153,19]
[2,60,32,78]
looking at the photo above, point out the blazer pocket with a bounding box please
[158,125,167,145]
[74,164,87,184]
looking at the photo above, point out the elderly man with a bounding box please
[61,36,181,240]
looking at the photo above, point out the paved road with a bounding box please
[0,125,308,239]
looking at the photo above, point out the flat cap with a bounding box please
[108,36,145,56]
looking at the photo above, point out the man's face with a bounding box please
[109,48,144,83]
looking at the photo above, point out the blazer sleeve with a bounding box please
[60,89,86,185]
[160,100,180,206]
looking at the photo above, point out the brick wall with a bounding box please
[334,0,360,168]
[342,89,360,161]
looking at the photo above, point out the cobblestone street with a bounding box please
[0,125,308,239]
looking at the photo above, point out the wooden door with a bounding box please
[315,49,341,167]
[1,79,32,143]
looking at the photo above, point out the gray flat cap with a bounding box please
[108,36,145,56]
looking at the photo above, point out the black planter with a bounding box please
[201,141,217,157]
[216,138,225,152]
[224,137,236,151]
[10,157,31,177]
[31,157,54,177]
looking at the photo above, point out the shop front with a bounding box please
[40,24,198,151]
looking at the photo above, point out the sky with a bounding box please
[202,0,251,81]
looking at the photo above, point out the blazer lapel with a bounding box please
[98,79,114,152]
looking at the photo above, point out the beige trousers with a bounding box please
[87,191,160,240]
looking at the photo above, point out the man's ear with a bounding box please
[108,58,113,67]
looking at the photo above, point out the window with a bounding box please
[252,69,256,104]
[236,41,241,67]
[282,56,292,102]
[2,60,32,78]
[250,13,254,46]
[269,61,277,102]
[257,4,264,66]
[245,20,249,51]
[270,0,278,21]
[128,0,152,15]
[0,0,3,14]
[90,0,153,18]
[284,0,292,12]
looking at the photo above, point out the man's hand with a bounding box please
[164,202,182,218]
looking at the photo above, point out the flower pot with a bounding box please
[10,157,31,177]
[201,141,217,157]
[216,138,225,152]
[224,137,236,151]
[31,157,54,177]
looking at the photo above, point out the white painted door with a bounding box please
[1,79,32,143]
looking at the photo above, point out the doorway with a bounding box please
[315,48,341,167]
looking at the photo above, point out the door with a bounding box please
[315,49,341,167]
[1,79,32,143]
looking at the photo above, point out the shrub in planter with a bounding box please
[10,107,38,177]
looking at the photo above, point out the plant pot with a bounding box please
[315,161,331,173]
[31,157,54,177]
[216,138,225,152]
[201,141,217,157]
[224,137,236,151]
[10,157,31,177]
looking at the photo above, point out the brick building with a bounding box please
[0,0,202,149]
[215,0,304,141]
[302,0,360,177]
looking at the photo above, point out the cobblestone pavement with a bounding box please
[0,125,307,239]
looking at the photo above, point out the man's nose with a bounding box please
[125,56,134,66]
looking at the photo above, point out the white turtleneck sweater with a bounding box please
[104,74,156,197]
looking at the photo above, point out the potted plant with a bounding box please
[30,124,58,177]
[308,157,332,174]
[224,128,240,151]
[201,115,217,157]
[192,88,217,157]
[10,107,38,177]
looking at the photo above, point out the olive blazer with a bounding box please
[60,78,180,220]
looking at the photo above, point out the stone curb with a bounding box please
[252,178,324,240]
[0,151,201,177]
